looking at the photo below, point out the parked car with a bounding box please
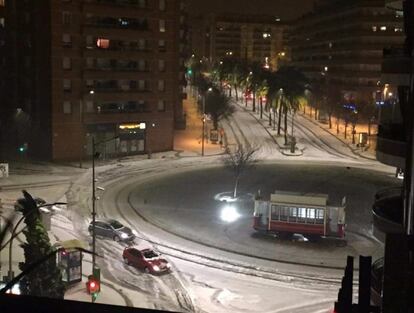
[88,219,136,242]
[122,245,171,274]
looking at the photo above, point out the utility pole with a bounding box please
[92,136,96,271]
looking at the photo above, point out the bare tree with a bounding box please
[222,144,257,198]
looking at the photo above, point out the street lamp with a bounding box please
[201,88,213,156]
[91,136,118,274]
[6,201,66,282]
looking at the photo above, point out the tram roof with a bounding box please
[270,190,335,206]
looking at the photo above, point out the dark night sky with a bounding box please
[188,0,316,21]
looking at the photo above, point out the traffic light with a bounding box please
[18,143,28,153]
[86,275,100,301]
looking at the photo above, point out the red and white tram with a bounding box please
[253,191,346,239]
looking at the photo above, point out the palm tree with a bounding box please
[276,66,308,144]
[248,62,266,113]
[265,71,282,129]
[230,61,247,102]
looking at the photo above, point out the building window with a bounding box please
[159,0,165,10]
[157,100,166,112]
[139,0,147,8]
[158,60,165,72]
[0,0,5,6]
[86,36,93,48]
[63,79,71,92]
[158,80,165,91]
[63,57,71,70]
[85,100,94,113]
[86,58,94,69]
[86,79,94,88]
[62,34,72,47]
[96,38,110,49]
[138,39,146,50]
[380,26,387,31]
[158,40,166,52]
[0,18,4,27]
[159,19,166,32]
[63,101,72,114]
[137,60,145,71]
[138,80,146,91]
[62,11,71,25]
[372,26,377,32]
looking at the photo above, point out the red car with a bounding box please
[122,245,171,274]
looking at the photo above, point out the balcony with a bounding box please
[376,123,406,168]
[381,48,411,86]
[372,187,404,239]
[85,17,149,32]
[89,0,149,8]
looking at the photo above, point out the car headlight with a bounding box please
[132,230,138,236]
[120,233,128,239]
[152,265,160,272]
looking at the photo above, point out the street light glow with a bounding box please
[220,205,240,223]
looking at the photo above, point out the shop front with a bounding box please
[86,122,146,158]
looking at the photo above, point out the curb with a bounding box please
[298,112,377,161]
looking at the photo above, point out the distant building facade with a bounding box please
[0,0,188,161]
[190,13,288,69]
[290,0,405,101]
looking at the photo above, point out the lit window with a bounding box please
[394,27,403,32]
[372,26,377,32]
[159,19,165,32]
[159,0,165,10]
[63,57,71,70]
[0,18,4,27]
[158,80,165,91]
[380,26,387,31]
[0,0,5,6]
[63,101,72,114]
[96,38,110,49]
[262,33,271,39]
[157,100,166,112]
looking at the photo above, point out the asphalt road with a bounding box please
[125,161,401,269]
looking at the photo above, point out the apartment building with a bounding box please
[0,0,188,161]
[190,13,287,70]
[290,0,405,101]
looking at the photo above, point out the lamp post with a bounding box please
[201,88,212,156]
[91,135,118,273]
[7,201,66,282]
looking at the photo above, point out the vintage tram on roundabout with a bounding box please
[253,190,346,239]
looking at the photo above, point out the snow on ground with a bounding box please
[171,256,336,313]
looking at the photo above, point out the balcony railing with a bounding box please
[89,0,149,9]
[372,188,404,234]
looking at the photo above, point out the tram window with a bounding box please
[271,205,279,220]
[279,206,289,221]
[297,207,307,223]
[315,209,324,224]
[289,207,297,222]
